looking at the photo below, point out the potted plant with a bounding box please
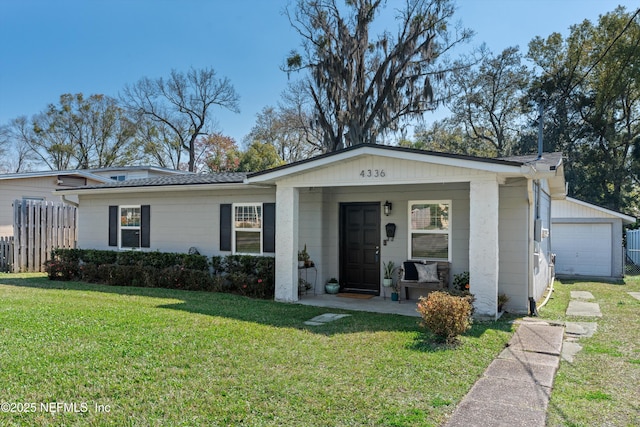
[298,244,310,268]
[390,284,400,301]
[382,261,395,287]
[325,277,340,294]
[498,293,509,312]
[298,277,312,295]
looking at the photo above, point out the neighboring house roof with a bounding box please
[83,166,190,175]
[553,197,636,225]
[55,172,248,195]
[65,172,248,190]
[0,166,190,184]
[0,169,112,183]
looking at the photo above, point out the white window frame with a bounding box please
[408,200,452,261]
[119,205,141,249]
[232,203,263,254]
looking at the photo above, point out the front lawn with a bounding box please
[0,274,514,426]
[539,276,640,427]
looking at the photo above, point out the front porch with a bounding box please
[297,293,421,317]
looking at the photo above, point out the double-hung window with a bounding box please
[109,205,150,249]
[409,200,451,260]
[120,206,141,248]
[233,203,262,254]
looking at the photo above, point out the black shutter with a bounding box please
[263,203,276,253]
[141,205,150,248]
[220,204,232,251]
[108,206,118,246]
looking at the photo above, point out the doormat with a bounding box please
[337,293,374,299]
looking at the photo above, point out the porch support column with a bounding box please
[275,185,299,302]
[469,177,499,318]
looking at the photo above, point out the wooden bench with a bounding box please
[397,260,450,301]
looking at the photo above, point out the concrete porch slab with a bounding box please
[297,294,421,317]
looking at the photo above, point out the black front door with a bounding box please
[339,202,380,294]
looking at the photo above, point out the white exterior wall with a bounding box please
[498,180,529,313]
[469,178,500,318]
[294,183,471,297]
[76,188,275,257]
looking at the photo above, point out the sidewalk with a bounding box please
[444,290,603,426]
[444,318,564,427]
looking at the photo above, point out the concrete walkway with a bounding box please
[445,290,604,426]
[444,318,564,427]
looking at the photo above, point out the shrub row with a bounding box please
[45,249,275,299]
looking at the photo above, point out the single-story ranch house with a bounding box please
[56,145,566,318]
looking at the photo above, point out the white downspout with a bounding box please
[527,180,537,316]
[61,194,79,207]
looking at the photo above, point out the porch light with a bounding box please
[384,201,393,216]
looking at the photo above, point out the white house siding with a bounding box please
[498,180,529,313]
[76,188,275,257]
[294,183,471,298]
[552,199,626,278]
[276,155,487,188]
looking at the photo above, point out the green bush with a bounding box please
[44,257,80,281]
[46,249,275,299]
[417,291,473,343]
[220,255,275,299]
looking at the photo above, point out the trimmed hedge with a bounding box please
[46,249,275,299]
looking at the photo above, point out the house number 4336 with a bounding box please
[360,169,386,178]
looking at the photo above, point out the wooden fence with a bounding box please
[9,200,77,273]
[0,236,13,272]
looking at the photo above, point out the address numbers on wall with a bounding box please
[359,169,386,178]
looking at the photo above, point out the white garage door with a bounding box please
[553,223,612,277]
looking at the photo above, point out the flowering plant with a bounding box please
[452,272,470,294]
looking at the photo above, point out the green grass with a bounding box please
[539,276,640,427]
[0,273,514,426]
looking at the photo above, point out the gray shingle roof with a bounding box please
[67,172,247,190]
[500,152,563,169]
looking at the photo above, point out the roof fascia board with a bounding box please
[566,197,636,224]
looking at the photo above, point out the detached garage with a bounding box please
[552,197,636,279]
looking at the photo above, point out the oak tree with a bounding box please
[121,67,240,171]
[284,0,472,151]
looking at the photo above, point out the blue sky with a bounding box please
[0,0,636,146]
